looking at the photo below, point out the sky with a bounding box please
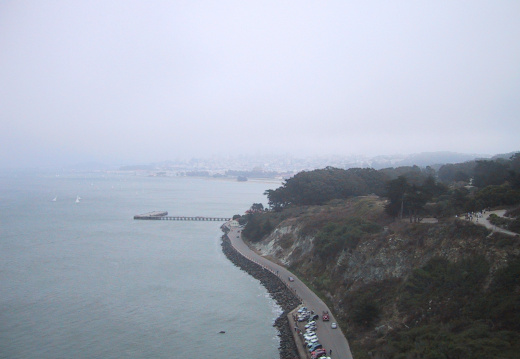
[1,1,519,168]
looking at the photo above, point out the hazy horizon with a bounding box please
[1,1,519,168]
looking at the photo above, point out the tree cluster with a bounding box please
[241,153,520,242]
[262,153,520,220]
[264,167,390,210]
[384,175,448,221]
[438,153,520,188]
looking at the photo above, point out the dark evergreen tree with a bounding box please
[385,176,409,218]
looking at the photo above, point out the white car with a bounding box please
[331,322,337,329]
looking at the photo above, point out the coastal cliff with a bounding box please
[242,196,520,358]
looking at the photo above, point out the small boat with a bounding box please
[75,195,81,203]
[52,196,57,202]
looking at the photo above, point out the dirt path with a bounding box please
[463,210,519,237]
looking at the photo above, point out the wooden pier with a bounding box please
[134,211,230,221]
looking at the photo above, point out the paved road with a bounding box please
[226,224,353,359]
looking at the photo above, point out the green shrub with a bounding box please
[242,213,275,241]
[398,256,490,322]
[314,217,382,258]
[509,219,520,233]
[488,213,511,227]
[449,219,490,239]
[370,257,520,358]
[352,300,380,328]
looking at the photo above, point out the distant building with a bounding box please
[229,220,240,227]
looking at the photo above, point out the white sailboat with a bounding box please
[52,196,57,202]
[75,195,81,203]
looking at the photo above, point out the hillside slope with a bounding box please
[243,197,520,358]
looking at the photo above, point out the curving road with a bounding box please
[226,224,353,359]
[460,210,519,237]
[481,210,519,236]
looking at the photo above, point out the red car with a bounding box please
[311,348,327,359]
[322,311,330,321]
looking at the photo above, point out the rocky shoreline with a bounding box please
[221,233,301,359]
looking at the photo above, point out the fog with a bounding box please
[1,1,519,168]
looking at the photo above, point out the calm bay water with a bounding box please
[0,171,282,359]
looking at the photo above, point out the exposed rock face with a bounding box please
[247,198,520,337]
[252,223,315,266]
[254,220,519,287]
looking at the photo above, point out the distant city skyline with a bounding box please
[1,1,519,168]
[53,150,517,174]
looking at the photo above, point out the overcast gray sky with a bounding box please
[1,1,519,168]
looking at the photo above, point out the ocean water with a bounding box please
[0,171,282,359]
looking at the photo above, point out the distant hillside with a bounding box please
[369,151,489,170]
[492,151,520,160]
[110,150,518,174]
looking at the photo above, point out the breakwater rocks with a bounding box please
[221,234,301,359]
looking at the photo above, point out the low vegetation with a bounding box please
[489,213,520,233]
[362,257,520,359]
[314,218,382,259]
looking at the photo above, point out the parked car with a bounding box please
[288,276,294,282]
[331,322,337,329]
[298,314,309,322]
[311,348,327,359]
[308,343,323,352]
